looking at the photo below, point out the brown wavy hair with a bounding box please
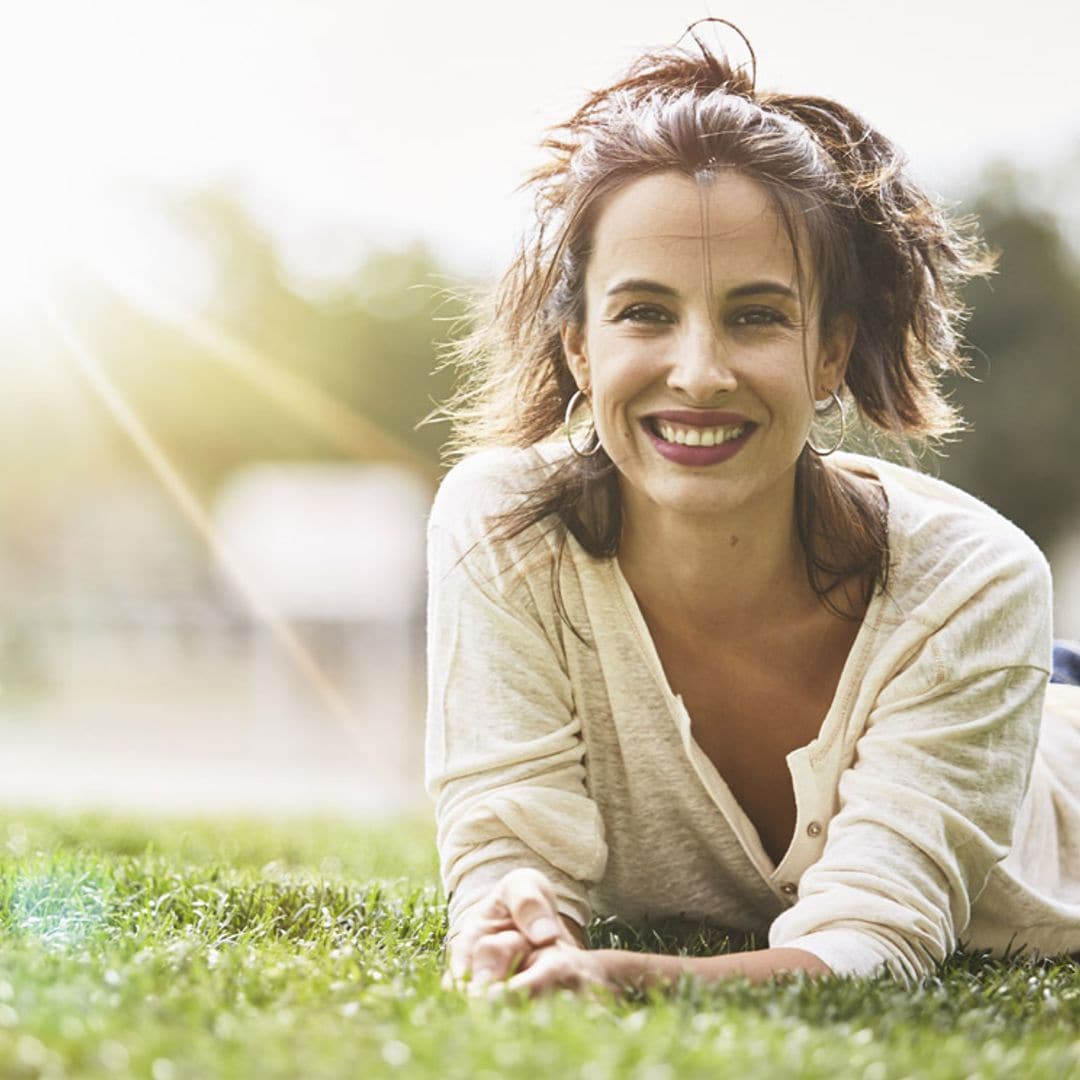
[438,21,994,616]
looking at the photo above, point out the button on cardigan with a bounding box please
[425,445,1080,985]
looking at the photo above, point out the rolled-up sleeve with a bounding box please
[425,459,607,931]
[770,544,1053,985]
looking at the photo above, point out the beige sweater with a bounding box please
[425,446,1080,985]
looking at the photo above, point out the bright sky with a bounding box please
[3,0,1078,291]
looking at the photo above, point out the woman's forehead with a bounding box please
[587,170,799,287]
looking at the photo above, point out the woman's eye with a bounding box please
[614,303,673,324]
[732,307,788,327]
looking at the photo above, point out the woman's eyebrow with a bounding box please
[604,278,679,298]
[725,280,798,300]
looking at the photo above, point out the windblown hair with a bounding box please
[438,23,993,615]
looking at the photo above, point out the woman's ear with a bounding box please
[560,321,590,391]
[817,314,856,396]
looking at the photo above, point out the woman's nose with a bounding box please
[666,328,738,401]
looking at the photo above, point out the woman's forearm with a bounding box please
[598,946,834,989]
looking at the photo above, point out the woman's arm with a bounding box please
[766,535,1055,985]
[504,944,834,996]
[604,946,834,986]
[426,455,607,972]
[462,874,831,997]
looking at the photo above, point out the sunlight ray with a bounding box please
[91,264,437,478]
[37,297,369,744]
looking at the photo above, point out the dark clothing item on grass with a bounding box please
[1052,641,1080,686]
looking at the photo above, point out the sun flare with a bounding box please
[0,174,73,323]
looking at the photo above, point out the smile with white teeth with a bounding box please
[653,420,748,446]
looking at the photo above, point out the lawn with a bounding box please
[0,811,1077,1079]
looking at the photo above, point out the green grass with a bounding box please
[0,811,1078,1079]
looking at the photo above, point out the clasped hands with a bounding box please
[444,868,613,997]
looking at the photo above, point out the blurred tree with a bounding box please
[937,161,1080,551]
[70,187,466,497]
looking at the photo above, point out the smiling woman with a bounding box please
[426,21,1080,996]
[561,170,851,536]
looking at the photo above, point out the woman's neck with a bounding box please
[616,479,818,639]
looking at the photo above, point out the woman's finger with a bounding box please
[500,948,578,998]
[496,868,567,947]
[446,912,517,981]
[469,929,532,987]
[446,929,476,984]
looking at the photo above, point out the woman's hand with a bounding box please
[444,868,584,990]
[497,939,614,998]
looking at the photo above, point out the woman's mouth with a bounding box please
[651,418,749,446]
[641,416,757,465]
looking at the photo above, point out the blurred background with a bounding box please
[1,0,1077,817]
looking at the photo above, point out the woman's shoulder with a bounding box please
[836,453,1052,647]
[429,443,563,532]
[837,451,1049,574]
[426,443,575,596]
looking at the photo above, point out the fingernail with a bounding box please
[471,966,496,986]
[529,917,559,941]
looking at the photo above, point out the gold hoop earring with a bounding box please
[807,389,845,457]
[564,388,602,457]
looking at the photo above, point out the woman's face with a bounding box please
[561,169,852,527]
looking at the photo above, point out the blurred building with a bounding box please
[214,462,430,737]
[0,462,433,814]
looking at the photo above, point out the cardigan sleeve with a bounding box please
[769,534,1054,986]
[424,456,607,932]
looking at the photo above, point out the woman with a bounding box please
[425,22,1080,995]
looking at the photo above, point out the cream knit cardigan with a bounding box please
[425,447,1080,985]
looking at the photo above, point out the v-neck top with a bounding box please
[425,445,1080,985]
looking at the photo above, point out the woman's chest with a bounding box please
[676,685,818,866]
[654,621,859,866]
